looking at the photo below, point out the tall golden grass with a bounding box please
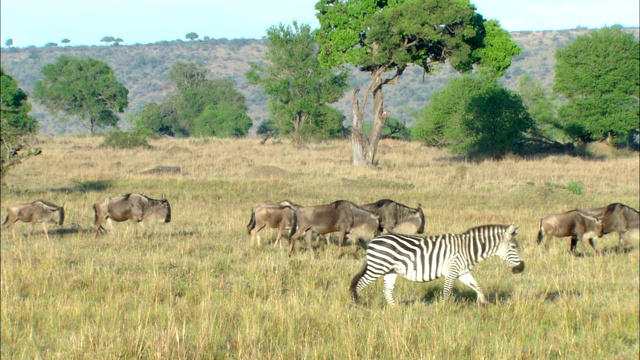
[1,136,638,359]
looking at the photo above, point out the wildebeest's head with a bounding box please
[414,204,425,234]
[159,195,171,223]
[57,203,66,226]
[578,213,603,239]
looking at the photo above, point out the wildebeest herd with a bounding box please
[1,194,638,306]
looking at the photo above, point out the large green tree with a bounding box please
[517,74,564,142]
[1,68,41,179]
[412,76,534,158]
[315,0,520,166]
[246,22,349,140]
[554,26,639,143]
[34,56,128,135]
[136,62,251,137]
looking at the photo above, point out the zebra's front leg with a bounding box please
[457,272,488,306]
[382,273,398,305]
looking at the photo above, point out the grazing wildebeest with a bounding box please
[93,193,171,236]
[2,200,66,240]
[579,203,639,248]
[246,200,301,247]
[288,200,382,255]
[537,210,603,254]
[360,199,425,234]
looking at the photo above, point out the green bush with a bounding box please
[99,129,151,149]
[566,181,584,196]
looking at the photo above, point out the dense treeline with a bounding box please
[2,28,637,136]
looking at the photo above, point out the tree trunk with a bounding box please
[351,88,369,166]
[351,70,390,166]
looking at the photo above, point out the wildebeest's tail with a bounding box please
[1,214,8,227]
[246,208,257,235]
[289,210,298,238]
[536,219,544,244]
[350,259,368,304]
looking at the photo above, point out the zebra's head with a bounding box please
[496,224,525,274]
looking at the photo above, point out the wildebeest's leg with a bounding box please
[41,223,50,240]
[618,231,628,248]
[544,234,553,251]
[304,230,315,255]
[458,272,487,306]
[569,236,579,253]
[250,224,265,246]
[273,226,284,248]
[586,236,600,254]
[288,230,300,256]
[1,214,17,240]
[338,230,347,247]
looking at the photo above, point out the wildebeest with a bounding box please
[288,200,382,255]
[537,210,603,254]
[93,193,171,236]
[246,200,301,247]
[2,200,66,240]
[579,203,639,248]
[360,199,425,234]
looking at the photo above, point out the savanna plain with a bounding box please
[1,136,638,359]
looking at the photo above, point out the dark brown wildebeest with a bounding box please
[579,203,639,248]
[93,193,171,236]
[360,199,425,234]
[246,200,301,247]
[537,210,603,254]
[288,200,382,255]
[2,200,66,240]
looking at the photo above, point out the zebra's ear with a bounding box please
[506,224,518,235]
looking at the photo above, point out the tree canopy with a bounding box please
[246,22,349,140]
[34,55,129,135]
[412,76,534,158]
[135,61,251,138]
[315,0,520,165]
[1,68,40,179]
[554,26,639,142]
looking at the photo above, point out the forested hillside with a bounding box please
[1,28,638,136]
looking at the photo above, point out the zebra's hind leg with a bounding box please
[457,273,487,306]
[350,260,370,304]
[382,273,398,305]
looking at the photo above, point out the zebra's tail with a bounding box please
[246,208,257,235]
[536,220,544,244]
[350,260,368,304]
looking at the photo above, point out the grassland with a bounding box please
[1,136,638,359]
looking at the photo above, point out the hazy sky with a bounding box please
[1,0,638,47]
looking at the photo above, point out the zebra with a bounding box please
[349,224,525,306]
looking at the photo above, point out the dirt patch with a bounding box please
[141,166,181,175]
[166,146,191,155]
[246,165,288,178]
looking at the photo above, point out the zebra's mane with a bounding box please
[461,224,508,235]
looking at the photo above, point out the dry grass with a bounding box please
[1,136,638,359]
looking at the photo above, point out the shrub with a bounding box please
[99,129,151,149]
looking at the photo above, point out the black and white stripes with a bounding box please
[350,224,525,306]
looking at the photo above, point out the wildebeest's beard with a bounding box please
[58,208,66,226]
[163,201,171,222]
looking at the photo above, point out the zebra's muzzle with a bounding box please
[511,261,525,274]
